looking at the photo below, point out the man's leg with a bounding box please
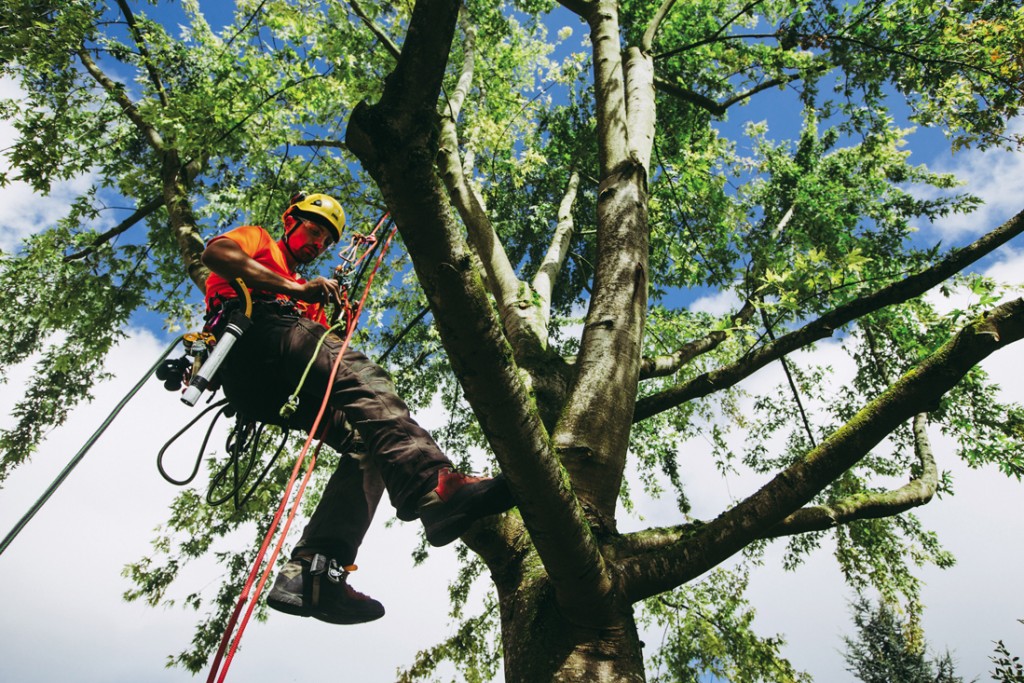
[282,318,515,543]
[266,410,387,624]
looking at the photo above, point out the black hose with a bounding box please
[156,399,231,485]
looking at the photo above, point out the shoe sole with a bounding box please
[268,593,384,625]
[422,475,516,546]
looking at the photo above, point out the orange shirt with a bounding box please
[204,225,327,326]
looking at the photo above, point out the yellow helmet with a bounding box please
[285,192,345,241]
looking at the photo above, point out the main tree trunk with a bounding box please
[496,553,647,683]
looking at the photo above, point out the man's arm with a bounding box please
[201,238,340,304]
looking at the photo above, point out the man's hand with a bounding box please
[202,238,341,305]
[296,276,342,306]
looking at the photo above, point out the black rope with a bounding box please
[206,419,291,509]
[156,399,231,485]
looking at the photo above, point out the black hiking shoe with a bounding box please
[267,555,384,625]
[418,468,516,547]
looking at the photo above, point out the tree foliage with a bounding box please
[2,0,1023,679]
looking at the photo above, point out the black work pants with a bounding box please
[218,307,450,564]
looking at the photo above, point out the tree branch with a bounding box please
[115,0,168,108]
[531,171,580,327]
[63,195,164,262]
[292,138,347,149]
[654,32,778,61]
[625,46,655,172]
[763,413,938,537]
[621,297,1024,603]
[642,0,679,53]
[634,208,1024,422]
[653,77,726,115]
[719,73,803,109]
[654,72,804,116]
[77,48,164,151]
[552,0,652,524]
[434,15,545,357]
[348,0,401,61]
[160,149,208,291]
[639,300,756,379]
[347,0,617,628]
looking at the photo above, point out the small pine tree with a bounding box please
[843,599,964,683]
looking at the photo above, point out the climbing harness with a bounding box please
[206,216,397,683]
[159,215,393,507]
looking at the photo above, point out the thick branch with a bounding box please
[764,413,938,537]
[552,2,654,523]
[348,0,401,60]
[348,0,616,628]
[532,171,580,326]
[587,1,629,175]
[160,151,208,291]
[63,195,164,261]
[77,48,164,151]
[434,18,539,355]
[621,298,1024,602]
[625,47,655,173]
[634,208,1024,422]
[653,77,726,115]
[446,7,475,119]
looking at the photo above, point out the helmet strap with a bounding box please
[280,210,304,266]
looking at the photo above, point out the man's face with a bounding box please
[286,218,336,264]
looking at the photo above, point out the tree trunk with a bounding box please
[497,560,646,683]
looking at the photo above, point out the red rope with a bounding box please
[207,224,398,683]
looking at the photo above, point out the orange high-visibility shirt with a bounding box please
[203,225,327,325]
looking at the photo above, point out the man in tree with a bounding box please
[200,192,515,625]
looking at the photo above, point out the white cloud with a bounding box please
[689,288,741,316]
[0,76,98,253]
[919,118,1024,240]
[984,246,1024,289]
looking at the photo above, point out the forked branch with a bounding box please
[620,297,1024,603]
[764,413,938,537]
